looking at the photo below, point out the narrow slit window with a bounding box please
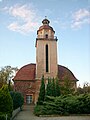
[46,44,49,72]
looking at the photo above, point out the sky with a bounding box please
[0,0,90,87]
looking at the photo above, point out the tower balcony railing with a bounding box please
[36,35,58,41]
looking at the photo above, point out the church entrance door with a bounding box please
[26,95,32,104]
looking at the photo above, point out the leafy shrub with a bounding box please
[34,94,90,116]
[0,115,5,120]
[34,105,44,116]
[0,113,6,120]
[10,91,24,110]
[0,85,13,118]
[0,113,10,120]
[76,94,90,114]
[45,96,55,102]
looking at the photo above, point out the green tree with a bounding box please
[83,82,90,94]
[77,82,90,94]
[55,77,60,96]
[37,75,45,105]
[61,75,74,95]
[77,86,84,94]
[52,78,56,97]
[0,85,13,118]
[46,77,52,96]
[0,66,18,88]
[10,91,24,110]
[46,77,60,97]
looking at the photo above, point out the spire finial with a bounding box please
[45,16,47,19]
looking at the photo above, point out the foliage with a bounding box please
[77,82,90,94]
[83,82,90,93]
[37,75,45,105]
[76,94,90,114]
[0,113,6,120]
[0,66,18,88]
[52,78,56,96]
[46,77,60,97]
[61,75,74,95]
[37,76,61,105]
[8,80,14,91]
[55,77,61,96]
[0,112,11,120]
[0,85,13,119]
[45,96,55,102]
[46,78,53,96]
[34,94,90,116]
[36,76,90,115]
[34,105,44,116]
[77,87,84,94]
[0,116,5,120]
[10,91,24,110]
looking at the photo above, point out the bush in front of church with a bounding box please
[34,94,90,116]
[0,85,13,120]
[37,75,45,105]
[10,91,24,110]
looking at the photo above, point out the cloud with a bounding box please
[71,9,90,29]
[3,4,40,34]
[8,21,39,34]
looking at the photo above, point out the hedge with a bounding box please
[10,91,24,110]
[34,94,90,116]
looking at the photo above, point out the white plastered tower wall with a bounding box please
[35,18,58,79]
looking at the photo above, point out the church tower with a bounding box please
[36,18,58,79]
[13,18,78,104]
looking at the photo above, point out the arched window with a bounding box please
[46,44,49,72]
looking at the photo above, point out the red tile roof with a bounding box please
[13,63,78,81]
[13,63,36,81]
[58,65,78,81]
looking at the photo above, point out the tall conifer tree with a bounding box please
[46,77,53,96]
[52,78,56,97]
[55,77,61,96]
[37,75,45,104]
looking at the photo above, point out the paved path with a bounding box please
[13,105,90,120]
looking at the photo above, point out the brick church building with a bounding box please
[13,18,78,104]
